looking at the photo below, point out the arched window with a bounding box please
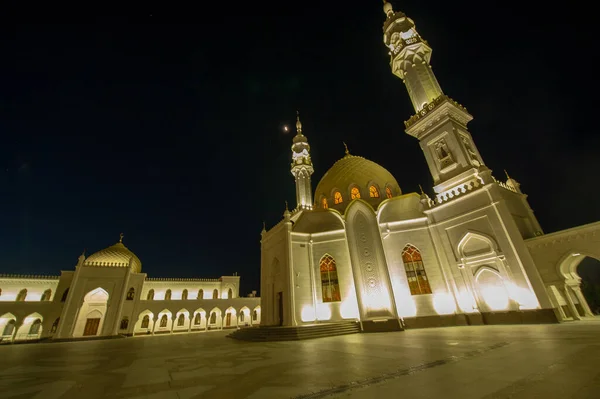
[165,290,172,300]
[182,289,188,300]
[3,320,15,336]
[385,186,393,199]
[253,310,258,321]
[120,318,129,330]
[126,287,135,301]
[50,318,60,333]
[228,288,233,299]
[213,289,219,299]
[334,191,343,204]
[320,254,341,302]
[240,311,245,322]
[194,313,201,325]
[159,314,168,327]
[321,197,328,209]
[41,289,52,301]
[210,312,217,324]
[16,289,27,302]
[147,289,154,300]
[198,289,204,299]
[402,244,432,295]
[141,315,150,329]
[29,319,42,335]
[61,288,69,302]
[350,187,361,200]
[369,185,380,198]
[177,314,185,326]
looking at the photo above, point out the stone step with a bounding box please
[227,321,361,342]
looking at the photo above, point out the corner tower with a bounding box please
[382,1,486,199]
[291,112,314,210]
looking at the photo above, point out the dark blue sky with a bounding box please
[1,2,598,295]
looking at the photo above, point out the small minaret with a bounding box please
[290,111,314,210]
[382,1,486,197]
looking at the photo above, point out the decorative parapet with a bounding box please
[0,274,60,280]
[145,277,221,282]
[434,177,484,206]
[493,176,518,193]
[404,95,469,129]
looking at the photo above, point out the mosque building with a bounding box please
[259,1,599,332]
[0,234,260,342]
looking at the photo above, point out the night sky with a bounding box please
[1,2,598,295]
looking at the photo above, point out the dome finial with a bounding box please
[119,232,124,243]
[295,110,302,134]
[343,141,350,155]
[383,0,394,17]
[418,184,425,195]
[504,169,511,180]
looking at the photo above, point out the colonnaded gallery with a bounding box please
[259,1,599,333]
[0,234,261,342]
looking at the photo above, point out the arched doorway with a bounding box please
[578,257,600,315]
[73,287,110,337]
[551,252,598,320]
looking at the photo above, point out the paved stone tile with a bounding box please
[0,321,599,398]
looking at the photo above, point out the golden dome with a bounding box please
[314,154,401,212]
[84,239,142,273]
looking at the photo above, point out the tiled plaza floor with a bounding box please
[0,319,599,398]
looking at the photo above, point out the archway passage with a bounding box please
[578,257,600,315]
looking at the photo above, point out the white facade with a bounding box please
[0,238,260,343]
[260,2,597,331]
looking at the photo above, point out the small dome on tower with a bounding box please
[84,234,142,273]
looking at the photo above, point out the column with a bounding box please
[562,285,581,320]
[187,315,192,333]
[572,286,595,317]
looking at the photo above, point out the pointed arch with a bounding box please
[385,186,393,199]
[319,254,341,302]
[141,314,150,329]
[159,314,168,327]
[164,289,172,300]
[228,288,233,299]
[41,289,52,301]
[182,289,188,300]
[147,289,155,300]
[457,231,499,258]
[369,185,380,198]
[29,319,42,335]
[212,289,219,299]
[402,244,432,295]
[334,191,343,204]
[350,186,361,200]
[198,288,204,299]
[126,287,135,300]
[84,287,109,302]
[16,289,27,302]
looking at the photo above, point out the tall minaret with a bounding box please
[291,112,314,210]
[382,1,488,199]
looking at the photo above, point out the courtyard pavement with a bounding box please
[0,320,599,398]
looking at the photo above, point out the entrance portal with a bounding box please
[73,288,110,337]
